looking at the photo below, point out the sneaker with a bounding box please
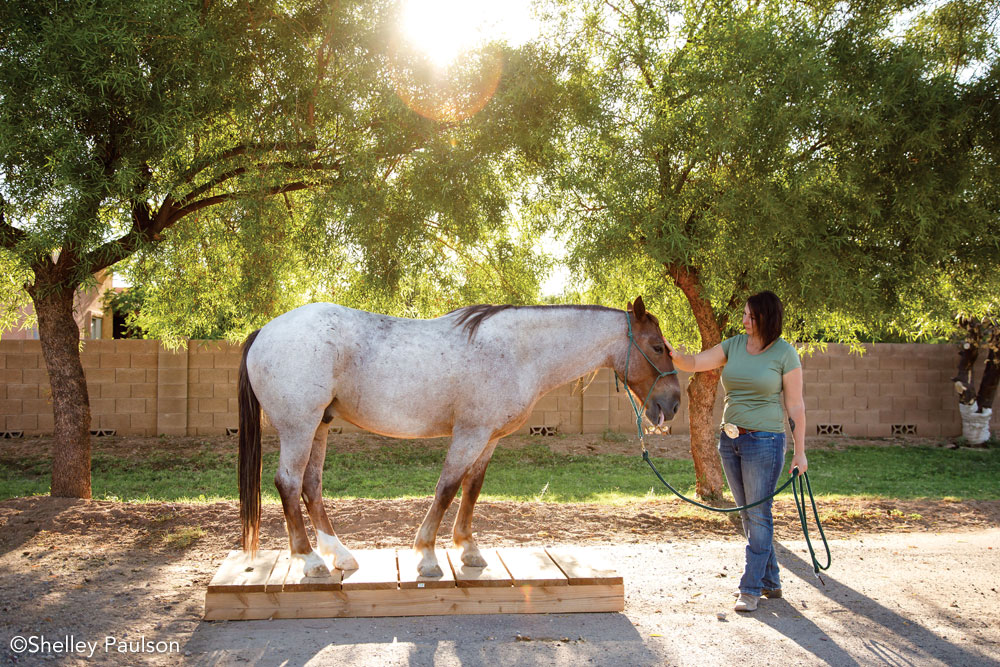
[733,588,781,599]
[734,593,759,612]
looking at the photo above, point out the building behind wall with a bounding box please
[1,270,115,341]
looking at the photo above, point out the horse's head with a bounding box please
[625,297,682,427]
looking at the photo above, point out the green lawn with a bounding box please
[1,441,998,504]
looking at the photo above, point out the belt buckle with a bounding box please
[723,423,740,439]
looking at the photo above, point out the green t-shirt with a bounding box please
[720,334,801,433]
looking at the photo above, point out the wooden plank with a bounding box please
[447,549,513,588]
[397,549,455,589]
[207,550,280,593]
[282,553,342,592]
[496,548,568,587]
[204,584,625,620]
[207,550,245,591]
[544,547,624,586]
[264,551,292,593]
[339,549,398,591]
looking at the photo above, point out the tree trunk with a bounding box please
[975,330,999,414]
[29,280,93,498]
[668,264,725,502]
[686,367,724,501]
[953,318,980,406]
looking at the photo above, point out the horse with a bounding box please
[237,296,682,578]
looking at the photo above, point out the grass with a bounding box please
[163,526,206,549]
[1,441,999,504]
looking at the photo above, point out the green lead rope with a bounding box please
[641,452,832,580]
[617,312,831,580]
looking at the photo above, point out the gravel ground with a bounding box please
[176,529,1000,667]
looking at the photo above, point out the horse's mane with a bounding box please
[450,304,619,340]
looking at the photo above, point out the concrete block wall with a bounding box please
[1,340,998,438]
[799,343,962,438]
[0,340,49,433]
[86,339,162,434]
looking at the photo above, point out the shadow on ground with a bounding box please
[760,541,995,666]
[185,612,657,666]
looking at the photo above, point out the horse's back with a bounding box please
[245,303,476,436]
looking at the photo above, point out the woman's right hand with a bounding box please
[664,340,727,373]
[789,452,808,475]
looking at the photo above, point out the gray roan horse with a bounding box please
[238,297,682,578]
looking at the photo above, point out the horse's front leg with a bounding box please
[414,428,491,577]
[453,439,498,567]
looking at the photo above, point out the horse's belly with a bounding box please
[332,400,453,439]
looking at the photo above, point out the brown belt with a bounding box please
[736,426,759,435]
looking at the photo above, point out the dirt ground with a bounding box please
[1,433,998,665]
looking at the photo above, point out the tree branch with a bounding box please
[309,2,340,127]
[178,141,318,184]
[85,180,310,274]
[176,159,341,207]
[572,191,607,214]
[165,182,310,227]
[795,138,831,162]
[674,160,694,194]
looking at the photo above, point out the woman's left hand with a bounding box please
[789,452,808,476]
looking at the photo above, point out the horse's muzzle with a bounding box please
[647,397,681,426]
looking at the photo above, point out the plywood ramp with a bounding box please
[205,547,624,620]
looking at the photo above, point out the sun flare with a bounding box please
[397,0,537,68]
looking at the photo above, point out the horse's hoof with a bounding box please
[302,562,330,577]
[317,530,357,570]
[299,551,331,578]
[336,554,359,571]
[418,561,443,578]
[305,561,331,578]
[461,552,487,568]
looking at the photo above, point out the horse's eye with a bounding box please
[653,345,664,354]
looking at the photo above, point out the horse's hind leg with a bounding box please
[452,438,498,567]
[414,427,491,577]
[275,425,330,578]
[302,420,358,570]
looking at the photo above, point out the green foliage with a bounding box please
[0,252,32,333]
[0,0,569,340]
[538,0,1000,347]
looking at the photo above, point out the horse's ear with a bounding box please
[633,296,647,321]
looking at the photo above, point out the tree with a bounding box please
[953,315,999,441]
[0,0,565,497]
[541,0,1000,499]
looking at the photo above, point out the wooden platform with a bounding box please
[204,547,624,620]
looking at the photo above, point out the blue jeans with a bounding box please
[718,430,786,597]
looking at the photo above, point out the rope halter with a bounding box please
[614,310,678,451]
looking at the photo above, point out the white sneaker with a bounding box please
[734,593,759,612]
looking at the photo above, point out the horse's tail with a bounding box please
[238,329,263,556]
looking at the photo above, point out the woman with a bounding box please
[665,291,806,613]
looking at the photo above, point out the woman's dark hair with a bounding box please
[746,291,783,347]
